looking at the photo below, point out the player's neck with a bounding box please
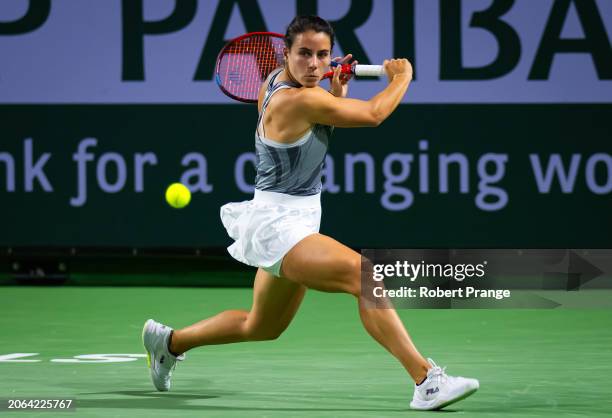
[279,68,302,87]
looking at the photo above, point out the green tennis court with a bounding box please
[2,282,611,417]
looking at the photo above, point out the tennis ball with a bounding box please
[165,183,191,209]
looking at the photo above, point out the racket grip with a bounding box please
[354,65,384,77]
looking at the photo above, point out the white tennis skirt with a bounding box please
[220,189,322,276]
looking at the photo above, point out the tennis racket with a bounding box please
[215,32,386,103]
[215,32,285,103]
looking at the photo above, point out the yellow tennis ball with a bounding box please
[165,183,191,209]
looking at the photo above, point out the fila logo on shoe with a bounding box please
[426,387,439,395]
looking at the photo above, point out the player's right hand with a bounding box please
[383,59,413,83]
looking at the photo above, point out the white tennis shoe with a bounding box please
[142,319,185,391]
[410,358,479,410]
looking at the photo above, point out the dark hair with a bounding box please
[285,15,335,51]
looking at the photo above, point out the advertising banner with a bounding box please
[0,0,610,103]
[0,1,610,248]
[1,104,610,247]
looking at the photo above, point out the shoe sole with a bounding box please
[411,386,479,411]
[432,387,478,410]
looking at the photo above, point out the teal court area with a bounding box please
[1,285,611,417]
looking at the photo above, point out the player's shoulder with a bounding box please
[286,86,331,108]
[258,68,285,106]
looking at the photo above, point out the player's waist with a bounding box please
[253,189,320,208]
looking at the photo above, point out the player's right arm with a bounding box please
[297,59,413,128]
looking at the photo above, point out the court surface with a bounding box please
[1,285,611,417]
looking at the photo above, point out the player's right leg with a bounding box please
[170,268,306,351]
[142,319,185,391]
[143,268,305,391]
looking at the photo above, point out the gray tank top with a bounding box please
[254,69,332,196]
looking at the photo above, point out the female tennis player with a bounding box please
[143,15,479,411]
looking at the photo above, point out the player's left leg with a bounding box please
[280,233,479,410]
[280,233,431,383]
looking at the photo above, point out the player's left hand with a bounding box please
[329,54,357,98]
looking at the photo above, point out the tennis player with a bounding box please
[143,15,479,411]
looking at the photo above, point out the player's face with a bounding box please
[286,30,332,88]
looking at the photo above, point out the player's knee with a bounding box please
[247,329,283,341]
[359,256,377,296]
[244,322,284,341]
[337,256,362,297]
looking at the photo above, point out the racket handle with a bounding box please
[353,65,385,77]
[323,62,386,79]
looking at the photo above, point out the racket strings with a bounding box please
[218,34,285,102]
